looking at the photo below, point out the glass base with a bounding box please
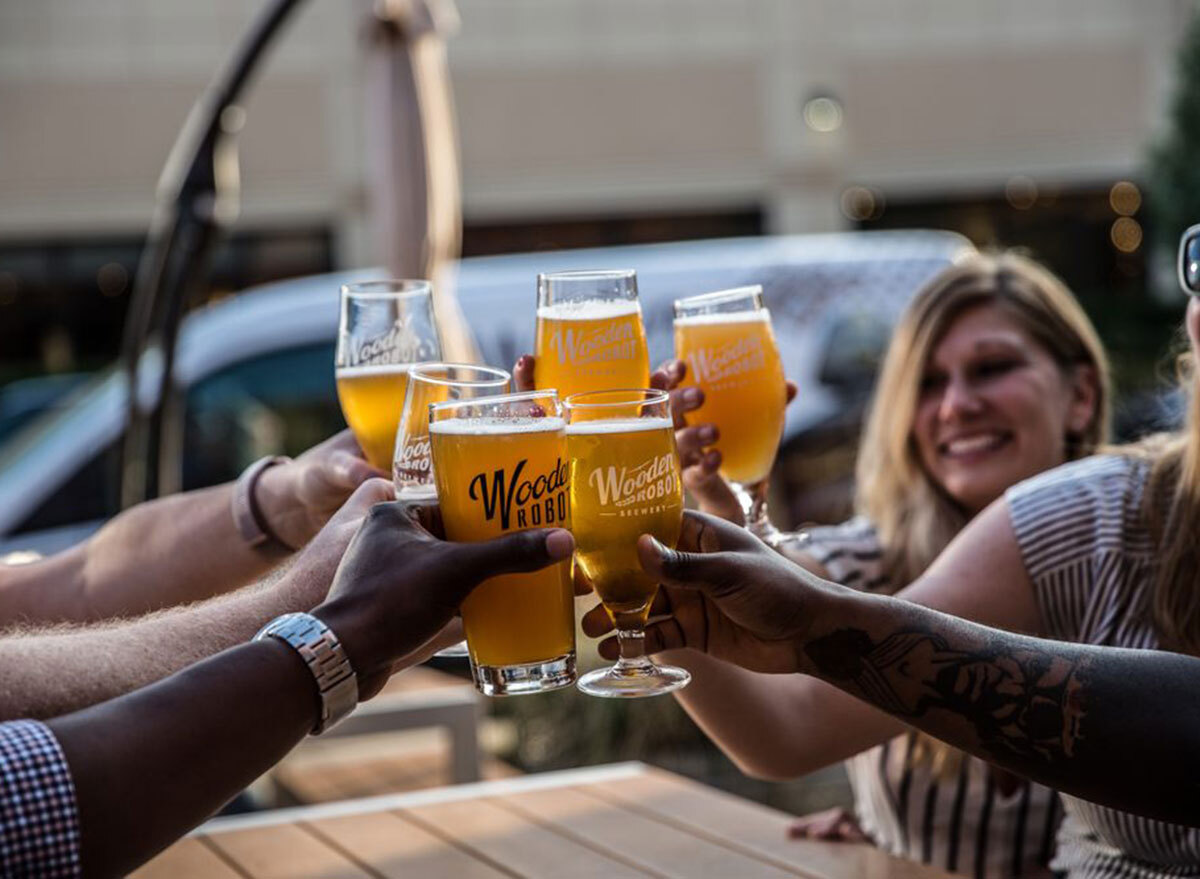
[471,652,576,697]
[576,661,691,699]
[434,640,470,659]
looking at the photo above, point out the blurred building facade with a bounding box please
[0,0,1192,374]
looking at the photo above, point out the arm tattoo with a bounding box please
[805,627,1086,764]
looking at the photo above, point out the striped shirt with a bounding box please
[805,517,1061,878]
[1007,454,1200,879]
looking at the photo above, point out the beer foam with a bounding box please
[335,363,415,378]
[565,417,673,435]
[536,299,642,321]
[429,416,566,435]
[673,308,771,326]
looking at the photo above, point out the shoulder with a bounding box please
[1004,455,1152,572]
[801,517,890,592]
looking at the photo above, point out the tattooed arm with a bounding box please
[623,510,1200,827]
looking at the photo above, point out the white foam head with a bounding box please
[565,416,673,435]
[429,416,566,436]
[673,309,770,327]
[536,299,642,321]
[336,362,415,378]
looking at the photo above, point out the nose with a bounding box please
[937,373,984,423]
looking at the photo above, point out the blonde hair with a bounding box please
[1139,351,1200,654]
[854,251,1111,775]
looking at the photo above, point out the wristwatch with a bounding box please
[254,612,358,735]
[232,455,294,551]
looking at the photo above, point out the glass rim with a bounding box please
[409,362,511,388]
[537,269,637,283]
[562,387,670,411]
[340,279,433,300]
[429,388,561,417]
[674,284,764,312]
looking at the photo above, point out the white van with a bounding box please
[0,230,969,555]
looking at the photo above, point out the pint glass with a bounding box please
[335,280,441,470]
[674,286,787,542]
[534,269,651,400]
[565,388,690,698]
[395,363,511,659]
[428,390,575,695]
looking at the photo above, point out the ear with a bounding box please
[1065,363,1100,436]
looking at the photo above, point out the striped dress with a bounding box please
[1006,454,1200,879]
[804,517,1062,878]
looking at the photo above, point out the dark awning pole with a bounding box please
[119,0,306,508]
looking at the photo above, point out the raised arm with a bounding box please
[50,502,573,878]
[0,479,396,722]
[0,430,380,624]
[632,510,1200,827]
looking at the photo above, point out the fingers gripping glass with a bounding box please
[335,280,442,470]
[1178,224,1200,298]
[565,388,691,698]
[395,364,511,660]
[673,286,788,545]
[428,390,576,696]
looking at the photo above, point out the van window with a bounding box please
[182,343,345,490]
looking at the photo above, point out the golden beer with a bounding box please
[567,416,683,628]
[674,311,786,485]
[429,414,575,687]
[336,364,412,470]
[534,299,651,399]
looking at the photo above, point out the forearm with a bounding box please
[665,648,903,780]
[50,639,316,877]
[0,563,328,721]
[798,587,1200,826]
[0,485,285,625]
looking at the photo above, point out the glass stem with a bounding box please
[613,627,655,676]
[734,479,783,546]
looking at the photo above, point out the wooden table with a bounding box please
[134,762,953,879]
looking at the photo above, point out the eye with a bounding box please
[919,372,947,395]
[972,358,1020,380]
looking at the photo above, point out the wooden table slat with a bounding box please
[204,822,374,879]
[403,793,652,879]
[306,811,510,879]
[131,837,246,879]
[496,782,805,879]
[581,768,956,879]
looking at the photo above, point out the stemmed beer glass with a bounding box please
[565,388,691,698]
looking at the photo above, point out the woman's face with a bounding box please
[912,302,1098,515]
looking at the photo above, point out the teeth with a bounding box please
[945,433,1003,455]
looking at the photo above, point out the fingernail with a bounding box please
[699,426,717,443]
[684,388,702,405]
[545,529,574,559]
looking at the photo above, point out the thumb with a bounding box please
[636,534,730,591]
[453,528,575,595]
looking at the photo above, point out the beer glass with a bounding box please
[534,269,651,400]
[428,390,575,695]
[674,286,787,543]
[395,363,511,659]
[335,280,441,470]
[565,388,690,698]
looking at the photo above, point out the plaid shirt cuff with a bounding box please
[0,720,81,878]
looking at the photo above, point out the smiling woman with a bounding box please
[665,252,1112,878]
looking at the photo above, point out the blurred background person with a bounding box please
[619,252,1111,878]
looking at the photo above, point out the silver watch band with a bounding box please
[254,612,358,735]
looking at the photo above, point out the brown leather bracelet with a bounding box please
[232,455,295,552]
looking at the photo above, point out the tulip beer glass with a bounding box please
[674,286,786,542]
[534,269,651,400]
[428,390,575,695]
[565,388,689,698]
[336,280,442,470]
